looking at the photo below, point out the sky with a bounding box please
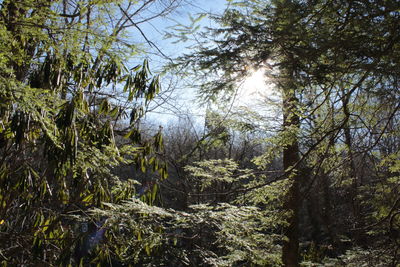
[131,0,279,128]
[135,0,229,127]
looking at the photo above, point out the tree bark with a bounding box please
[341,89,360,226]
[281,60,301,267]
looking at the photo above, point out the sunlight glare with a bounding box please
[235,68,273,107]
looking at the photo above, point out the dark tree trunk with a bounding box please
[341,90,360,227]
[281,62,301,267]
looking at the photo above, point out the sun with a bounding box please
[234,68,273,107]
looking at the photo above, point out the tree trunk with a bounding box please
[281,61,301,267]
[341,89,360,227]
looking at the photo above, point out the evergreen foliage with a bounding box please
[174,0,400,266]
[0,0,171,265]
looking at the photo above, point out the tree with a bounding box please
[176,0,400,265]
[160,112,264,209]
[0,0,178,265]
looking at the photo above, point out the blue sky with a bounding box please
[136,0,229,127]
[118,0,279,131]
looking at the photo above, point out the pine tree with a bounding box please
[177,0,400,265]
